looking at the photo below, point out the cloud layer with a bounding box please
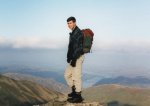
[0,36,66,49]
[0,36,150,53]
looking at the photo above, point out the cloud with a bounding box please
[0,36,67,49]
[0,36,12,47]
[0,36,150,53]
[0,36,7,44]
[93,38,150,53]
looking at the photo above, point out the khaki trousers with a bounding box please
[64,55,85,92]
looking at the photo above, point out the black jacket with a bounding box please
[67,26,84,61]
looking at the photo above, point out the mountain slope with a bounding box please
[3,72,70,93]
[82,84,150,106]
[0,74,64,106]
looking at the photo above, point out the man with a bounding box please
[64,16,84,103]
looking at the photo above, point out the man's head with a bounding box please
[67,16,76,30]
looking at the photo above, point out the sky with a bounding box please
[0,0,150,51]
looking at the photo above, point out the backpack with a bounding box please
[82,29,94,53]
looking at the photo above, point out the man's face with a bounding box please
[67,21,76,30]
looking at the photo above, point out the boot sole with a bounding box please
[67,98,84,103]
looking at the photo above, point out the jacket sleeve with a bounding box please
[72,32,84,60]
[67,35,72,59]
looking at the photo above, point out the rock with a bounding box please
[34,101,103,106]
[33,96,104,106]
[65,102,103,106]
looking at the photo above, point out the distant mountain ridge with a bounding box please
[0,65,66,84]
[0,65,100,87]
[3,72,70,93]
[94,76,150,88]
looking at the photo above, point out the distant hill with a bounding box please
[94,76,150,88]
[0,66,66,84]
[0,74,64,106]
[3,72,70,93]
[0,65,100,87]
[83,84,150,106]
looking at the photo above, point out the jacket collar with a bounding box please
[69,26,79,35]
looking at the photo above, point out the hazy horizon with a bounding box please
[0,48,150,78]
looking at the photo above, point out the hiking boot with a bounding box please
[67,91,84,103]
[68,85,76,97]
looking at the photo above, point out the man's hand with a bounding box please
[70,59,77,67]
[67,58,71,63]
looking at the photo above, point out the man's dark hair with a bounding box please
[67,16,76,22]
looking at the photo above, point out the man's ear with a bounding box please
[74,22,76,26]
